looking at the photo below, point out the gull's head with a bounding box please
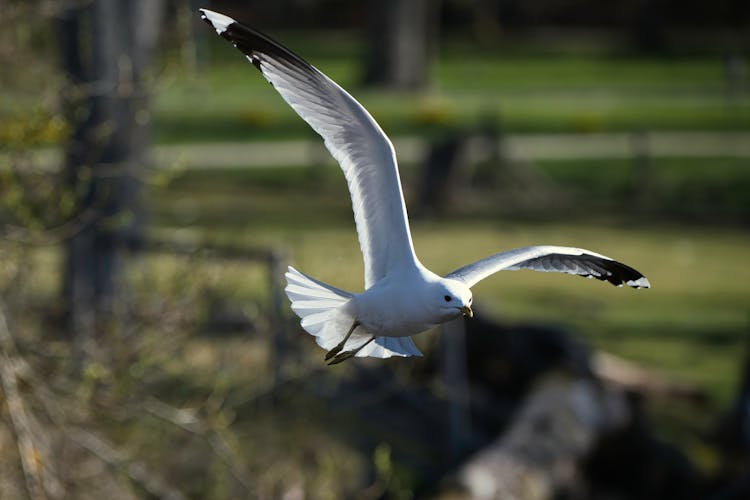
[433,279,473,321]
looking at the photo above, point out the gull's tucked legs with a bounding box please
[327,336,376,366]
[325,320,361,361]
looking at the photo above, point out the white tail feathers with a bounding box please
[284,266,422,358]
[285,271,352,319]
[285,266,360,351]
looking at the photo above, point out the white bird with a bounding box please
[200,9,650,365]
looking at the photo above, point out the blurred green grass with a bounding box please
[539,156,750,220]
[154,35,749,143]
[128,35,750,411]
[146,163,750,406]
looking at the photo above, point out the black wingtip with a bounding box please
[198,8,315,75]
[591,259,650,289]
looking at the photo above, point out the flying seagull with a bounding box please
[199,9,650,365]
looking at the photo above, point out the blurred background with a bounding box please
[1,0,749,498]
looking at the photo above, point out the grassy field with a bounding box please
[153,35,750,143]
[538,156,750,221]
[151,40,749,410]
[5,156,745,496]
[134,153,750,479]
[146,162,750,407]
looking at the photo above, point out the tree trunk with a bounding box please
[59,0,164,343]
[362,0,435,90]
[632,0,666,53]
[472,0,501,45]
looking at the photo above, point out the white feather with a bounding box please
[199,9,235,35]
[446,245,651,289]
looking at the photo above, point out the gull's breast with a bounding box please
[354,282,438,338]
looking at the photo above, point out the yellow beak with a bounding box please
[460,305,473,318]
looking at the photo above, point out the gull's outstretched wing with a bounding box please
[200,9,418,289]
[445,245,650,289]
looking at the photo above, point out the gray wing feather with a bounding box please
[446,245,650,289]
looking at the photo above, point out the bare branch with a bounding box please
[0,308,64,500]
[143,397,255,494]
[67,427,187,500]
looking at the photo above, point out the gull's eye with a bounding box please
[444,295,452,302]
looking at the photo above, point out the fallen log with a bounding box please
[441,374,630,500]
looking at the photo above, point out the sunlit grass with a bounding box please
[145,161,750,406]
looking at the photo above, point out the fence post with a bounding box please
[267,250,287,394]
[441,317,473,463]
